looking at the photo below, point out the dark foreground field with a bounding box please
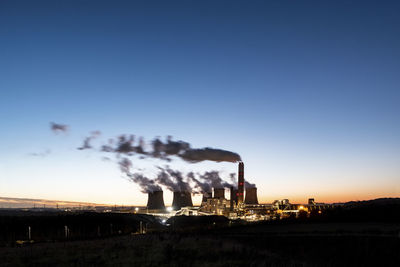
[1,221,399,267]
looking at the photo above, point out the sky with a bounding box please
[0,0,399,205]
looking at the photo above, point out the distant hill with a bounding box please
[322,198,400,222]
[0,196,107,209]
[344,197,400,207]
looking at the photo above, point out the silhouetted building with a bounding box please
[146,190,165,210]
[245,187,259,204]
[213,188,225,199]
[172,191,193,210]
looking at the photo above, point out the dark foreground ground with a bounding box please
[1,221,399,267]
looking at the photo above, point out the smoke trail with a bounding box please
[78,131,101,150]
[155,167,177,191]
[245,181,256,188]
[102,134,148,156]
[198,171,233,189]
[28,149,51,157]
[118,158,161,193]
[155,166,192,192]
[50,122,68,134]
[164,167,191,192]
[187,172,212,194]
[101,135,241,164]
[179,148,241,163]
[70,127,247,191]
[151,137,241,163]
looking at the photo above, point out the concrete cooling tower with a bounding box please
[172,191,193,210]
[244,187,258,204]
[213,188,225,199]
[146,190,166,210]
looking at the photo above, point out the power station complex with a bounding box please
[142,162,334,220]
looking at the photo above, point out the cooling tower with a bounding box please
[202,191,212,203]
[237,162,244,205]
[172,191,193,210]
[146,190,165,210]
[213,188,225,199]
[244,187,258,204]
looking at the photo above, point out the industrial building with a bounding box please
[142,161,335,221]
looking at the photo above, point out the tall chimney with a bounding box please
[244,187,258,204]
[230,186,238,211]
[237,162,244,205]
[213,188,225,199]
[146,190,165,210]
[172,191,193,210]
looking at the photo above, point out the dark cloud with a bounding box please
[179,148,241,163]
[71,129,249,192]
[198,171,233,189]
[118,158,161,193]
[78,131,101,150]
[155,166,192,192]
[150,137,241,163]
[245,181,256,188]
[95,134,241,164]
[155,168,177,191]
[187,171,212,194]
[164,167,191,192]
[50,122,68,134]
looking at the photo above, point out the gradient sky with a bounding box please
[1,0,399,205]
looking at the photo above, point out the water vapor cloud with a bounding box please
[50,122,68,134]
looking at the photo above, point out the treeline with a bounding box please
[0,211,162,246]
[283,199,400,223]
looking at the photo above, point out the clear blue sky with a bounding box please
[1,0,399,205]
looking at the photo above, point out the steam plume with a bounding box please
[245,181,256,188]
[118,158,161,193]
[50,122,68,134]
[28,149,51,157]
[180,148,241,163]
[101,135,241,164]
[155,166,192,192]
[78,131,101,150]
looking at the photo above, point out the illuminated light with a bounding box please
[135,207,139,212]
[166,207,173,212]
[299,205,304,210]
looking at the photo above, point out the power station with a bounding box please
[142,161,334,220]
[144,162,262,217]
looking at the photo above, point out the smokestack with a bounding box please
[230,186,238,211]
[244,187,258,204]
[172,191,193,210]
[213,188,225,199]
[146,190,165,210]
[237,162,244,205]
